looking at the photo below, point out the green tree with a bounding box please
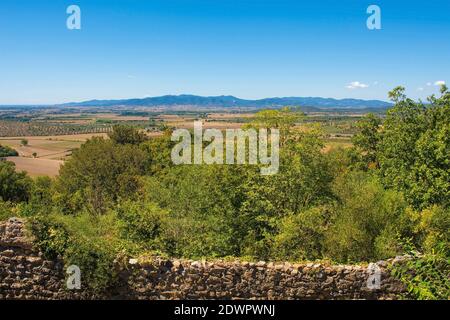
[145,164,247,258]
[114,199,168,249]
[247,107,304,146]
[238,115,333,258]
[55,137,149,215]
[0,161,32,202]
[30,176,53,208]
[108,125,147,145]
[0,145,18,157]
[139,131,175,174]
[352,113,382,169]
[324,171,410,262]
[272,206,331,261]
[379,86,450,209]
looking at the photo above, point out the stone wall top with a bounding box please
[0,217,32,249]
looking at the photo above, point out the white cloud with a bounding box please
[373,81,379,85]
[434,80,446,86]
[426,82,432,86]
[417,87,424,91]
[346,81,369,89]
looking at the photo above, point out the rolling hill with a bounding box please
[60,94,392,109]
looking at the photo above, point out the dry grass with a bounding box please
[0,133,107,160]
[6,157,63,177]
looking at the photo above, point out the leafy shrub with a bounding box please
[108,124,146,145]
[323,171,409,262]
[30,176,54,209]
[0,200,14,221]
[391,243,449,300]
[17,176,55,217]
[28,213,129,291]
[0,161,32,202]
[351,113,382,169]
[145,165,244,258]
[409,205,450,254]
[114,199,168,249]
[0,145,18,157]
[28,215,69,259]
[54,137,149,214]
[139,132,174,174]
[378,86,450,209]
[272,206,331,261]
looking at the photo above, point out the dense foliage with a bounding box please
[1,88,449,298]
[0,161,31,202]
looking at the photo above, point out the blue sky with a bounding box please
[1,0,449,104]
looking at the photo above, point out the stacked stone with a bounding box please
[123,258,406,300]
[0,218,93,299]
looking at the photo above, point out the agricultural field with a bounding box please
[0,120,113,137]
[5,157,63,178]
[0,133,108,176]
[0,133,108,160]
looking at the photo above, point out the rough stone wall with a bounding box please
[0,218,95,299]
[0,218,407,300]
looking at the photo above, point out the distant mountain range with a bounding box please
[60,94,392,109]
